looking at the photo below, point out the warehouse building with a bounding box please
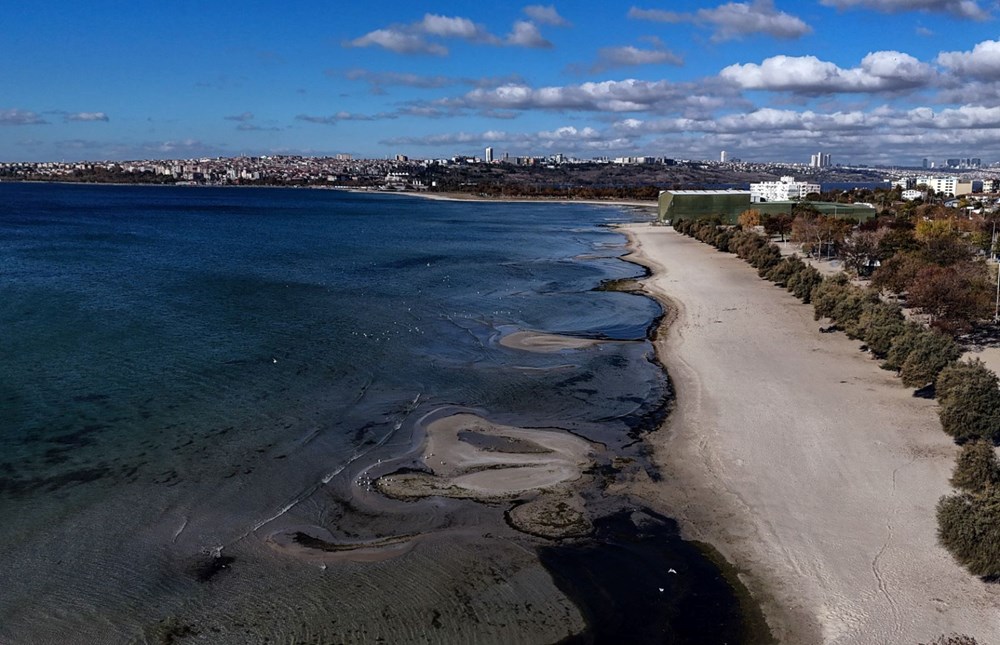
[659,190,875,224]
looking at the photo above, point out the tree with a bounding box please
[738,208,761,229]
[791,215,823,256]
[951,441,1000,493]
[906,262,993,334]
[871,251,927,295]
[937,489,1000,578]
[882,322,925,373]
[936,360,1000,443]
[762,213,793,242]
[898,329,961,388]
[852,301,905,357]
[840,229,887,276]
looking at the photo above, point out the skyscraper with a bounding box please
[485,147,494,163]
[720,150,727,163]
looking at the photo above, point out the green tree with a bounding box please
[852,301,905,357]
[936,360,1000,443]
[950,441,1000,493]
[898,329,961,388]
[937,489,1000,578]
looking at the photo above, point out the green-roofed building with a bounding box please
[658,190,752,224]
[658,190,876,224]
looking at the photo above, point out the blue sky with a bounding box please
[5,0,1000,165]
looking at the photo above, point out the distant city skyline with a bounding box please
[6,1,1000,164]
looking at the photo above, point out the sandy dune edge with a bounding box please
[621,224,1000,644]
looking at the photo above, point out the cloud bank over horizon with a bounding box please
[5,1,1000,165]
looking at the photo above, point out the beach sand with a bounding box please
[623,224,1000,643]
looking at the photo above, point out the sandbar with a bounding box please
[622,223,1000,644]
[499,330,607,352]
[377,413,594,503]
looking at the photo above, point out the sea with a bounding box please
[0,183,747,644]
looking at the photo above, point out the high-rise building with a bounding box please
[720,150,727,163]
[810,152,831,168]
[485,147,494,163]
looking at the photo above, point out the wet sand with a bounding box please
[623,224,1000,643]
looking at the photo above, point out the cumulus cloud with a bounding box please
[0,109,47,125]
[347,28,448,55]
[937,40,1000,80]
[346,13,553,55]
[720,51,935,94]
[380,124,631,151]
[523,5,570,26]
[506,21,552,48]
[448,78,737,114]
[590,45,684,72]
[628,0,811,41]
[224,112,255,122]
[65,112,109,122]
[819,0,991,20]
[418,14,498,42]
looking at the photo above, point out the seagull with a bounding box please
[668,568,677,574]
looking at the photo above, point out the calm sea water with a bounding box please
[0,184,745,643]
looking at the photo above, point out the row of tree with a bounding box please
[673,216,1000,579]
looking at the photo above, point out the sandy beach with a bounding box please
[623,224,1000,643]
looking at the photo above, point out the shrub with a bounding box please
[937,488,1000,578]
[749,244,782,275]
[812,274,851,321]
[898,329,961,388]
[936,360,1000,443]
[882,322,925,373]
[854,301,905,357]
[812,275,870,329]
[951,441,1000,493]
[764,256,805,286]
[790,266,823,303]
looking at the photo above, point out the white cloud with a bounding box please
[591,45,684,71]
[418,14,498,42]
[296,112,398,124]
[937,40,1000,79]
[346,13,554,55]
[506,21,552,48]
[523,5,570,26]
[720,51,935,93]
[0,109,47,125]
[224,112,254,122]
[452,79,734,113]
[629,1,811,41]
[65,112,109,122]
[819,0,991,20]
[347,29,447,55]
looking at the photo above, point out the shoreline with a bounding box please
[620,223,1000,643]
[1,180,660,209]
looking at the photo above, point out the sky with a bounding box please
[6,0,1000,165]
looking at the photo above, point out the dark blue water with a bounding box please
[0,184,696,642]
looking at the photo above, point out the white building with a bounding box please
[916,176,958,196]
[720,150,727,163]
[810,152,831,168]
[750,176,822,203]
[902,189,924,201]
[485,147,494,163]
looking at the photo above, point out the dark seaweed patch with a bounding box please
[540,509,771,645]
[189,554,236,583]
